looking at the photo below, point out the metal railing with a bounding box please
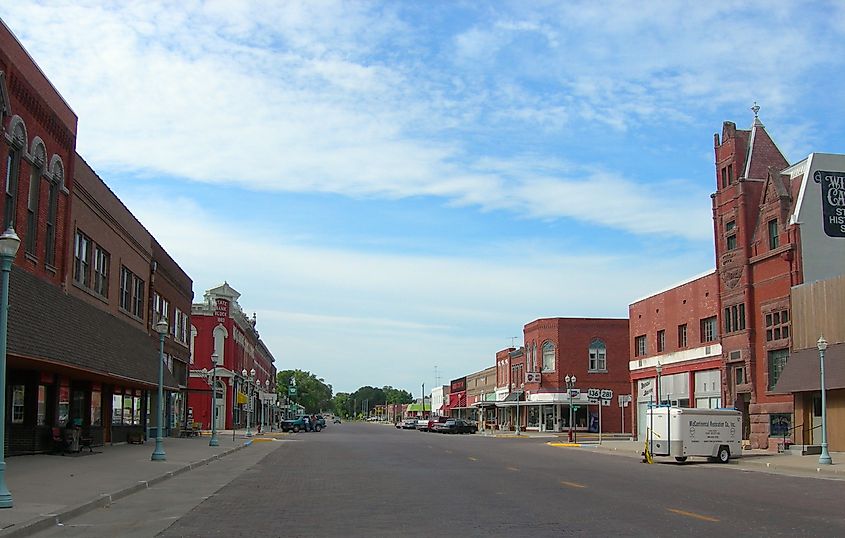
[782,422,822,448]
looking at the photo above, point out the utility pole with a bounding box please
[422,382,426,419]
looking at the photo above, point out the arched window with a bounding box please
[44,156,63,265]
[541,341,555,372]
[25,138,46,253]
[4,116,26,230]
[589,338,607,372]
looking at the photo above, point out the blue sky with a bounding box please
[3,1,845,394]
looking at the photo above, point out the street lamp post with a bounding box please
[242,369,255,437]
[209,352,219,447]
[0,227,20,508]
[565,375,577,443]
[818,337,832,465]
[263,379,270,432]
[151,317,169,461]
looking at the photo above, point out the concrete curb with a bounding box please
[0,441,253,538]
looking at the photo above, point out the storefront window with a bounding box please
[770,413,791,438]
[37,385,47,425]
[91,389,102,426]
[71,389,85,425]
[527,406,539,427]
[112,393,122,424]
[58,384,70,426]
[123,394,132,424]
[11,385,25,424]
[133,394,141,425]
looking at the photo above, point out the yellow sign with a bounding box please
[237,391,248,404]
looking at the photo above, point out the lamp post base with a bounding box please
[151,438,167,461]
[0,484,12,508]
[209,433,219,447]
[819,446,833,465]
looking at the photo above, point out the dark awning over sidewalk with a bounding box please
[773,343,845,393]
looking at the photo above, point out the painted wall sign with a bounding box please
[815,169,845,237]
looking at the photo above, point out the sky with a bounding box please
[3,1,845,394]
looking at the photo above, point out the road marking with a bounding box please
[445,450,453,454]
[507,466,519,472]
[666,508,719,522]
[468,456,478,461]
[560,481,586,489]
[547,442,581,447]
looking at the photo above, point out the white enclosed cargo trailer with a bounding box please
[647,406,742,463]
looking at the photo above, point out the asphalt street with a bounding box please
[33,423,845,537]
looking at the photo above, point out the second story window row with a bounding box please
[73,229,110,298]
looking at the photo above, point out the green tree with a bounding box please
[383,386,414,404]
[276,370,332,413]
[331,392,351,418]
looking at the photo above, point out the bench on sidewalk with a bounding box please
[179,421,203,437]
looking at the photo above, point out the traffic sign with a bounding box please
[569,388,581,398]
[587,388,600,399]
[601,399,611,407]
[288,387,297,396]
[588,398,599,404]
[600,389,613,400]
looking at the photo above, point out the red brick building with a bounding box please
[188,283,277,431]
[494,318,630,434]
[711,110,844,449]
[2,19,194,454]
[629,272,722,441]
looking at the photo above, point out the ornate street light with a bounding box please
[151,317,169,461]
[0,227,20,508]
[817,337,832,465]
[565,374,577,443]
[242,368,256,437]
[209,352,220,447]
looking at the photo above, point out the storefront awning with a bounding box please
[773,343,845,393]
[503,390,524,402]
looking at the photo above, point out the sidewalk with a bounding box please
[490,430,845,478]
[0,430,286,537]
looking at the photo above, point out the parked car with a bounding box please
[423,416,450,432]
[314,415,327,428]
[397,418,418,429]
[433,419,477,434]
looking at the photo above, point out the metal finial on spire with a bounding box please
[751,101,760,118]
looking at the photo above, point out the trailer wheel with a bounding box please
[293,425,300,433]
[717,446,730,463]
[314,424,322,432]
[675,456,688,463]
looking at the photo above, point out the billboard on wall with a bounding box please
[450,377,466,393]
[815,169,845,238]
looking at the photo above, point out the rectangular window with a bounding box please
[120,266,145,319]
[589,347,606,371]
[721,167,727,188]
[657,330,665,353]
[4,148,20,230]
[133,277,145,318]
[12,385,25,424]
[635,335,647,357]
[91,389,102,426]
[768,349,789,390]
[112,393,122,425]
[73,230,92,287]
[735,366,744,386]
[727,234,737,250]
[93,246,110,297]
[770,413,791,438]
[123,394,133,424]
[26,167,41,253]
[678,324,687,348]
[45,181,59,266]
[37,385,47,425]
[765,309,790,342]
[768,219,779,250]
[724,304,746,333]
[727,164,733,184]
[700,316,717,343]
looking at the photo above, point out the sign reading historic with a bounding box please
[815,169,845,237]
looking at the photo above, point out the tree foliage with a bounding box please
[329,385,414,418]
[276,369,333,414]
